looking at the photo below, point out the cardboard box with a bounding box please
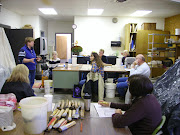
[141,23,156,30]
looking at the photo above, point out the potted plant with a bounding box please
[71,41,83,55]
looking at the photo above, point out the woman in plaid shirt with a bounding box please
[90,52,104,78]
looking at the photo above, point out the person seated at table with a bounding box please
[49,51,60,69]
[99,75,162,135]
[121,50,130,65]
[49,51,60,79]
[1,64,35,102]
[99,49,108,64]
[117,54,150,97]
[91,52,104,78]
[79,52,104,87]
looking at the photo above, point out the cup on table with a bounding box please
[65,62,68,69]
[44,94,53,112]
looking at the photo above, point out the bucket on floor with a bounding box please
[105,83,116,98]
[44,80,54,94]
[106,78,114,83]
[44,94,53,112]
[19,97,48,134]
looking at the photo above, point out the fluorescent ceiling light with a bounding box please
[88,9,104,15]
[38,8,57,15]
[171,0,180,2]
[131,10,152,16]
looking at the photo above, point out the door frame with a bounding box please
[55,33,73,59]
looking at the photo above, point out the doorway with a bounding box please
[55,33,72,63]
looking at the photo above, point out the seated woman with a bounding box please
[99,74,162,135]
[1,64,35,102]
[79,52,104,87]
[49,51,60,79]
[121,50,130,65]
[90,52,104,78]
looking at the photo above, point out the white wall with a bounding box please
[0,7,22,28]
[74,16,165,56]
[39,16,48,37]
[48,21,74,47]
[47,21,73,57]
[21,16,40,39]
[0,7,48,39]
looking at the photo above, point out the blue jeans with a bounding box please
[29,70,36,88]
[117,77,128,97]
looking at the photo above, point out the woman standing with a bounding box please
[18,37,41,88]
[1,64,35,102]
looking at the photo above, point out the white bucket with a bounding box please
[44,80,54,94]
[106,78,114,83]
[105,83,116,98]
[19,97,48,134]
[44,94,53,112]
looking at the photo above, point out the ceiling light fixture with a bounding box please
[171,0,180,2]
[88,9,104,15]
[38,8,57,15]
[131,10,152,16]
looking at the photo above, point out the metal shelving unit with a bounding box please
[147,33,180,77]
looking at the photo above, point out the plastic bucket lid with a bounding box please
[105,83,116,89]
[19,97,48,108]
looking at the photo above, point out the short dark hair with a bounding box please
[128,75,153,97]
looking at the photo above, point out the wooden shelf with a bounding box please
[125,23,137,51]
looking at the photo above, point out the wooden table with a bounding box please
[52,64,129,89]
[0,104,132,135]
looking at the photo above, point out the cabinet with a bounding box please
[136,30,170,78]
[4,29,33,64]
[147,33,180,77]
[125,23,137,56]
[141,23,156,30]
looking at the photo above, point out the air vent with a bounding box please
[114,0,127,2]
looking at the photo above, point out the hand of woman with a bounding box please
[115,109,122,114]
[98,100,110,107]
[30,58,35,63]
[36,56,42,62]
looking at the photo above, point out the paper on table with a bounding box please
[93,103,115,117]
[93,103,125,117]
[125,68,131,71]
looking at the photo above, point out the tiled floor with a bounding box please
[33,75,158,105]
[33,80,124,104]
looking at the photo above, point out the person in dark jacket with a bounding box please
[99,49,108,64]
[1,64,35,102]
[99,75,162,135]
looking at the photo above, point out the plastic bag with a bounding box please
[73,85,81,98]
[0,93,17,110]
